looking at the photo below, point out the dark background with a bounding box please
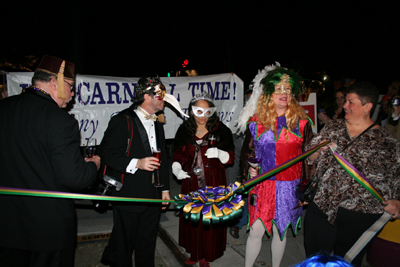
[1,1,399,94]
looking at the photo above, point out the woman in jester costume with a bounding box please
[237,63,314,267]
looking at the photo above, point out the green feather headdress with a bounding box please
[260,67,304,97]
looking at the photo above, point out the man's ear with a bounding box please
[143,93,153,103]
[49,77,58,93]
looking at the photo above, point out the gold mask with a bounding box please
[274,74,292,95]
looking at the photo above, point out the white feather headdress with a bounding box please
[237,62,281,133]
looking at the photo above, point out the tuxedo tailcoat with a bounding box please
[100,106,170,208]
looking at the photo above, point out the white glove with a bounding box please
[205,147,230,164]
[172,162,190,180]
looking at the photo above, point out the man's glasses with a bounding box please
[64,80,74,92]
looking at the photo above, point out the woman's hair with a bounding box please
[185,99,219,136]
[293,252,354,267]
[333,87,347,110]
[335,87,347,96]
[256,92,308,141]
[346,82,379,115]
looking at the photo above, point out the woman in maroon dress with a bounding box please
[172,92,235,266]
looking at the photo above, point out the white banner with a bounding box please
[7,73,244,144]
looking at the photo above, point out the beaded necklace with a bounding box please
[23,86,50,96]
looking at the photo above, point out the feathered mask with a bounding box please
[260,67,303,97]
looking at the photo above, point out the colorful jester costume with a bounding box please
[236,63,314,242]
[244,114,313,239]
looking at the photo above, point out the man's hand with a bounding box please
[383,199,400,219]
[161,191,170,210]
[85,155,101,171]
[136,157,160,171]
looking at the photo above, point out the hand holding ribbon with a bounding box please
[383,199,400,219]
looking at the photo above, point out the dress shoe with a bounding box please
[229,226,240,239]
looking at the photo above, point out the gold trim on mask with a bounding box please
[274,74,292,95]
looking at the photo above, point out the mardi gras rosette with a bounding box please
[174,182,245,225]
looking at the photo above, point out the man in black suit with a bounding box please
[0,55,101,266]
[100,77,173,267]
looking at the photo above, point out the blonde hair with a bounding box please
[255,94,308,141]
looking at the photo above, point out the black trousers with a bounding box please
[102,203,161,267]
[0,247,74,267]
[304,202,382,267]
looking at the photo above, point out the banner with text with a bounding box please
[7,73,244,143]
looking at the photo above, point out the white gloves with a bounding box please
[205,147,229,164]
[172,162,190,180]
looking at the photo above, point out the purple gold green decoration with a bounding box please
[174,182,245,225]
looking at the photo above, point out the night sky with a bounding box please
[2,1,399,93]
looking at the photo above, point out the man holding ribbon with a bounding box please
[100,76,188,267]
[0,55,100,266]
[304,82,400,266]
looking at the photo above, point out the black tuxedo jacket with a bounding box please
[0,89,98,251]
[99,105,169,213]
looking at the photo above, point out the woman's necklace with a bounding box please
[196,126,206,135]
[196,127,205,135]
